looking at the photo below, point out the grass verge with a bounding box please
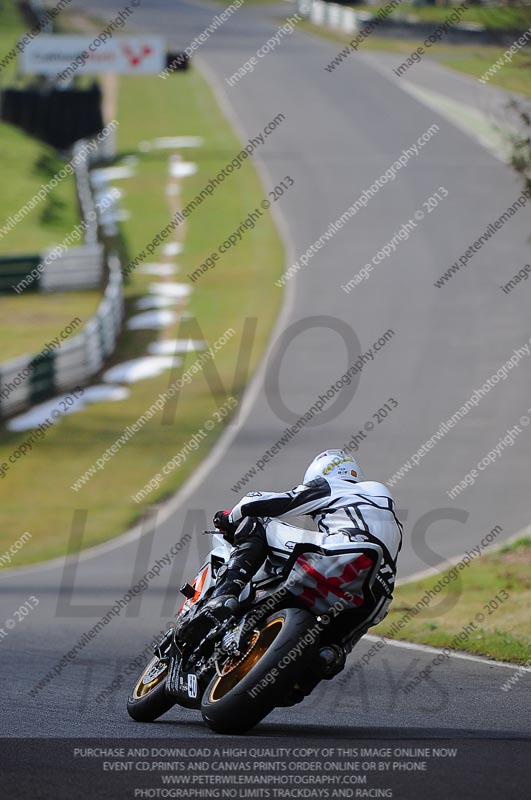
[208,0,283,5]
[375,537,531,664]
[0,66,283,565]
[0,292,101,362]
[0,0,26,84]
[300,20,531,97]
[0,6,79,256]
[353,4,531,32]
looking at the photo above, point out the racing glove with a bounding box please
[213,509,237,542]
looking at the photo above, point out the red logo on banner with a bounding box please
[121,44,153,67]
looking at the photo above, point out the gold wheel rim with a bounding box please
[209,617,284,703]
[133,656,168,700]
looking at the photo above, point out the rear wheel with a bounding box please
[127,655,176,722]
[201,607,319,734]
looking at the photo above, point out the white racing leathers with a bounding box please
[229,476,403,644]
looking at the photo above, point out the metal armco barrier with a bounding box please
[0,254,123,418]
[0,243,104,294]
[298,0,364,34]
[298,0,500,46]
[0,137,124,419]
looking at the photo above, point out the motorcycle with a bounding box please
[127,517,391,734]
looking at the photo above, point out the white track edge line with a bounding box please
[364,634,531,672]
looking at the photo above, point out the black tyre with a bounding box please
[127,655,176,722]
[201,607,319,734]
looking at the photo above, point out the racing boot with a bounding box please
[179,518,268,642]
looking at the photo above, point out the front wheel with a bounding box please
[201,607,319,734]
[127,655,176,722]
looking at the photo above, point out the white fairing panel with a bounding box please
[177,533,232,616]
[210,532,233,562]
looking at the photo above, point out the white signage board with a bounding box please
[20,35,166,77]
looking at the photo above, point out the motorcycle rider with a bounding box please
[182,449,402,654]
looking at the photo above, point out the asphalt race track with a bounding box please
[1,0,530,778]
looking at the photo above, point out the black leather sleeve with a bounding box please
[230,477,331,524]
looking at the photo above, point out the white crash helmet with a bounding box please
[303,449,364,485]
